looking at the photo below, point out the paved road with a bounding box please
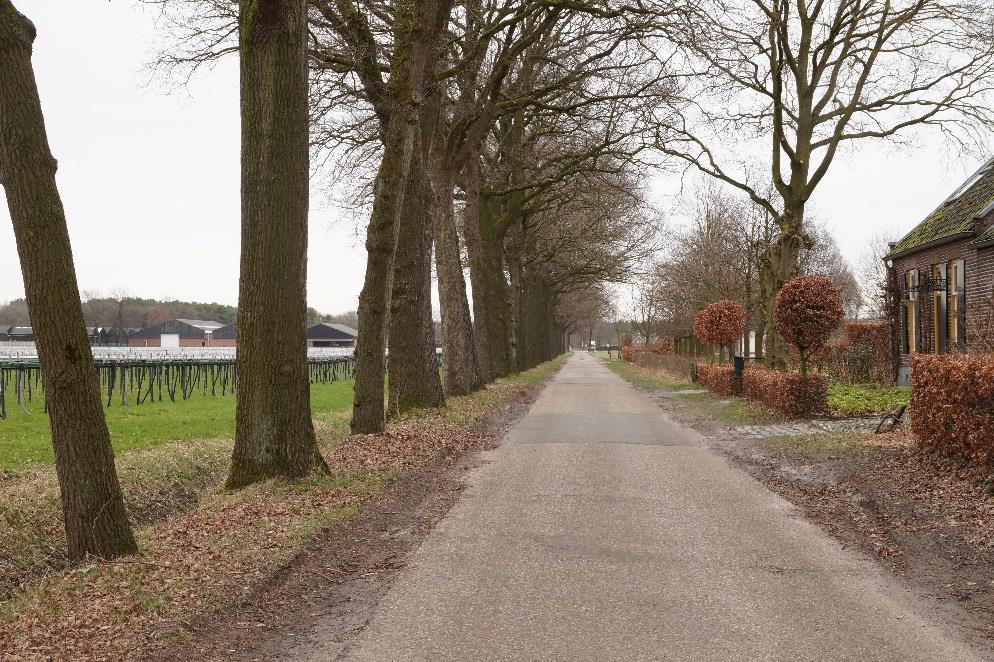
[340,353,978,661]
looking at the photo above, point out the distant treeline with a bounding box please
[0,296,356,333]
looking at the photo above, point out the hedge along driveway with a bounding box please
[602,356,776,425]
[0,380,355,472]
[695,363,829,419]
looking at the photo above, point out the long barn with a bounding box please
[128,319,225,348]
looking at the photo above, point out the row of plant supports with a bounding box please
[0,355,359,419]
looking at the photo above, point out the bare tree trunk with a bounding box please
[432,160,482,395]
[468,195,514,378]
[507,225,529,371]
[0,0,137,560]
[387,147,445,415]
[351,0,452,433]
[352,114,416,432]
[760,227,803,370]
[461,157,491,380]
[462,157,516,380]
[227,0,325,488]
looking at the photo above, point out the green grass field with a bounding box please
[0,381,355,472]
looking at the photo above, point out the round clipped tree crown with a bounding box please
[774,276,844,353]
[693,299,747,346]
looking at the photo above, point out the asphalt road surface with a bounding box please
[338,352,979,661]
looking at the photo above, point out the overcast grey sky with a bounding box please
[0,2,987,314]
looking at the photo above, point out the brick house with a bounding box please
[887,158,994,384]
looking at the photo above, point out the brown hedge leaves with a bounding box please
[775,276,844,373]
[912,354,994,468]
[694,300,747,348]
[743,366,829,418]
[696,364,735,396]
[696,364,829,418]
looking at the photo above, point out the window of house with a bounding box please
[927,263,950,354]
[948,261,958,349]
[949,259,965,350]
[904,270,918,354]
[932,265,942,353]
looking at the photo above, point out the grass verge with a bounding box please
[598,354,696,391]
[600,355,776,424]
[0,355,566,659]
[766,431,881,459]
[827,384,911,416]
[675,391,778,424]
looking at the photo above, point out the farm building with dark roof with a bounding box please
[211,322,238,346]
[0,325,33,342]
[887,157,994,383]
[128,319,226,348]
[306,322,357,348]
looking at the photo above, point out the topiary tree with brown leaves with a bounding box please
[775,276,844,377]
[693,300,747,363]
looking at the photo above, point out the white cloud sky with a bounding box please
[0,2,987,315]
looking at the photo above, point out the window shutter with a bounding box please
[938,263,948,353]
[955,259,966,350]
[912,269,922,352]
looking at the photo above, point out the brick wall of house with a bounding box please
[892,239,994,368]
[968,247,994,352]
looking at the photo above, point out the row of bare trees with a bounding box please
[3,0,994,561]
[651,0,994,367]
[0,0,663,560]
[631,185,861,354]
[150,0,670,431]
[289,0,670,430]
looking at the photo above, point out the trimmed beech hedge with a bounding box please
[696,364,735,396]
[622,340,675,363]
[695,364,829,418]
[743,366,828,418]
[912,354,994,468]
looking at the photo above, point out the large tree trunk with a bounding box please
[351,0,453,433]
[760,208,804,370]
[227,0,324,488]
[465,190,514,378]
[351,113,416,432]
[461,157,494,381]
[520,271,555,369]
[387,146,445,415]
[506,226,525,371]
[0,0,137,561]
[431,160,482,395]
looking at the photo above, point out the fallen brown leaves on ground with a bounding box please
[0,359,564,661]
[737,428,994,645]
